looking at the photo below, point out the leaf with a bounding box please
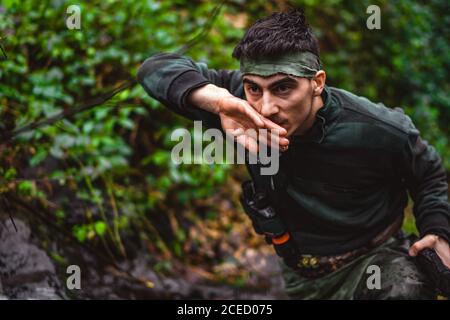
[94,221,107,237]
[73,225,87,243]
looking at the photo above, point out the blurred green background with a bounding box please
[0,0,448,295]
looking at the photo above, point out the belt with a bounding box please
[293,214,404,279]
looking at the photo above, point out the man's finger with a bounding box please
[228,127,245,137]
[241,102,265,128]
[409,235,438,256]
[261,117,287,136]
[269,129,289,148]
[236,135,259,154]
[258,129,289,150]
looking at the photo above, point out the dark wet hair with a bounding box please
[232,8,320,61]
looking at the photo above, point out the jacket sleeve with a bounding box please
[401,124,450,242]
[137,52,243,128]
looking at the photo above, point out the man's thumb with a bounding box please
[408,243,419,256]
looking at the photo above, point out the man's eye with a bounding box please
[248,85,260,94]
[275,85,291,93]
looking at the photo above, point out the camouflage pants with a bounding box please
[281,234,436,299]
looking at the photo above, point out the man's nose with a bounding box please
[260,92,278,118]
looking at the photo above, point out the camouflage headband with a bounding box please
[240,51,321,78]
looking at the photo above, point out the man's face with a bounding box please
[242,74,316,137]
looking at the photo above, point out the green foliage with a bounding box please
[403,214,419,236]
[0,0,238,258]
[94,221,107,237]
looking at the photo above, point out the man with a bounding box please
[137,9,450,299]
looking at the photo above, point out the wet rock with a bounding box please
[0,217,66,299]
[124,253,287,299]
[0,277,7,300]
[239,248,286,295]
[0,213,287,299]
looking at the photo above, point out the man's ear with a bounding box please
[312,70,326,96]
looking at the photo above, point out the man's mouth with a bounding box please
[276,120,288,127]
[270,117,287,126]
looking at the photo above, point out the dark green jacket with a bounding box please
[137,53,450,255]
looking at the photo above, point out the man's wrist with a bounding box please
[187,83,233,115]
[423,230,450,244]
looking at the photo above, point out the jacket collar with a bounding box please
[290,85,341,144]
